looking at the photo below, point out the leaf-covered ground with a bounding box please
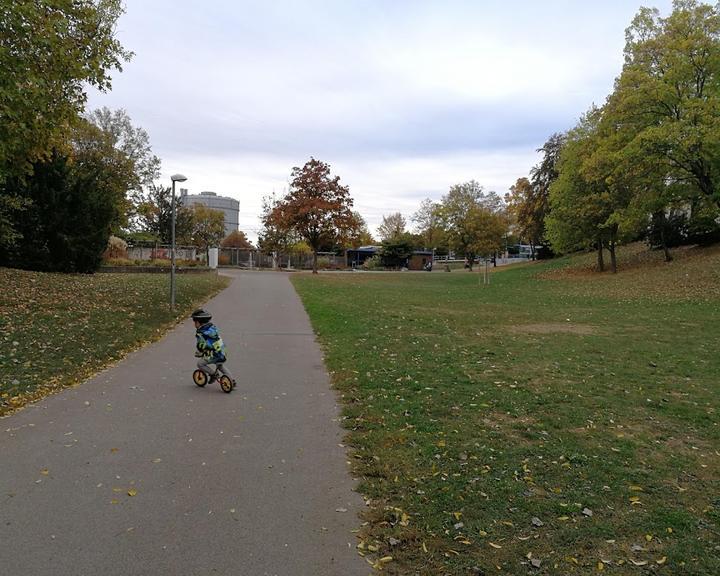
[292,244,720,575]
[0,268,229,415]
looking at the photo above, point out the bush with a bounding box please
[362,255,382,270]
[103,235,128,260]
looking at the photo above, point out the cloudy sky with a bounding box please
[87,0,673,242]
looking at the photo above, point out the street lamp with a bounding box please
[170,173,187,311]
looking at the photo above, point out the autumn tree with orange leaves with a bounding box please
[271,158,358,273]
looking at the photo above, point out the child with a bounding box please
[191,308,235,387]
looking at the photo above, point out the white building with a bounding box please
[180,190,239,237]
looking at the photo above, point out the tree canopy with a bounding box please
[271,158,357,273]
[437,181,506,270]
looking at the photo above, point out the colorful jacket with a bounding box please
[195,322,227,363]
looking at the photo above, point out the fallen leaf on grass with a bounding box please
[489,542,502,549]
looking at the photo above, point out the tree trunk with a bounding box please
[608,225,618,274]
[596,237,605,272]
[312,250,318,274]
[659,213,673,262]
[530,242,536,260]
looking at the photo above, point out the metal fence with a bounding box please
[219,248,345,270]
[127,245,198,261]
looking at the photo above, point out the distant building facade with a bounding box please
[179,190,239,237]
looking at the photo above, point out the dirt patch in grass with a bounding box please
[509,322,596,335]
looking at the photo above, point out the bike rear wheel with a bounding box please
[219,375,233,393]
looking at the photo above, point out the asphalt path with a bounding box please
[1,270,368,576]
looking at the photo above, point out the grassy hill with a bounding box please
[0,268,229,416]
[292,242,720,575]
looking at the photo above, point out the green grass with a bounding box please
[0,268,230,415]
[292,244,720,575]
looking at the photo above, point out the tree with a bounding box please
[0,1,132,177]
[380,233,415,268]
[412,198,446,251]
[258,192,297,267]
[546,107,626,272]
[611,1,720,209]
[191,205,225,259]
[0,119,134,272]
[135,184,194,244]
[272,158,356,274]
[437,181,506,271]
[506,177,538,252]
[466,206,506,259]
[377,212,407,241]
[347,212,375,248]
[221,230,254,249]
[0,0,132,247]
[86,107,161,223]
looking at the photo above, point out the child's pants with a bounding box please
[197,358,234,381]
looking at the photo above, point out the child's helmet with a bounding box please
[191,308,212,323]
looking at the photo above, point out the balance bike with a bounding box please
[192,369,234,393]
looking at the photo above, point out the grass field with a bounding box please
[292,244,720,575]
[0,269,229,416]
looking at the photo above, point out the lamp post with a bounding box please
[170,173,188,311]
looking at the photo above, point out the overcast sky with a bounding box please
[87,0,674,242]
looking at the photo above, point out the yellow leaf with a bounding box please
[368,545,378,552]
[437,440,446,447]
[629,485,643,491]
[645,534,653,542]
[453,511,463,520]
[40,469,49,476]
[558,516,570,521]
[489,542,502,549]
[127,488,137,497]
[656,557,667,565]
[597,562,604,571]
[666,527,673,534]
[422,542,428,553]
[379,556,393,563]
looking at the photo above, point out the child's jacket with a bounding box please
[195,322,227,363]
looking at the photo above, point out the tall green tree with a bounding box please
[135,184,194,244]
[0,119,134,272]
[547,108,629,272]
[86,107,161,225]
[437,181,506,271]
[0,0,131,247]
[612,1,720,209]
[411,198,446,252]
[191,205,225,259]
